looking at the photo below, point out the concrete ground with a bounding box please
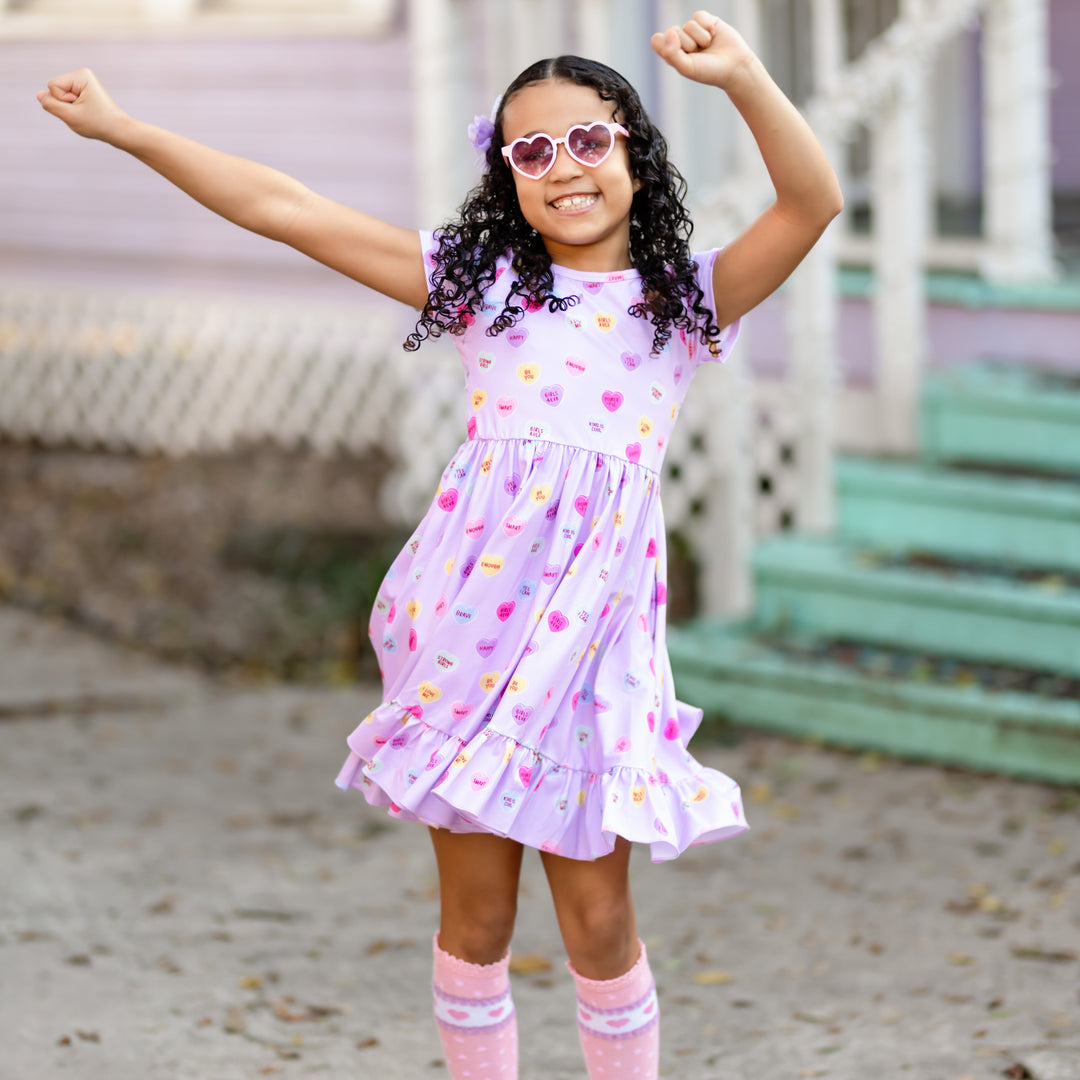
[1,605,1078,1080]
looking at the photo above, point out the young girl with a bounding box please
[39,11,842,1077]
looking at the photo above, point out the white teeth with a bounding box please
[552,193,598,210]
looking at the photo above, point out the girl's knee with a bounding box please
[559,895,638,974]
[439,896,518,964]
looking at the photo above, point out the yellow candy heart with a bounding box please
[479,553,504,576]
[418,681,442,703]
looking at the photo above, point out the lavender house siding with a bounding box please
[2,34,416,303]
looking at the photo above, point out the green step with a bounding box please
[669,623,1080,784]
[751,535,1080,677]
[921,362,1080,475]
[836,456,1080,572]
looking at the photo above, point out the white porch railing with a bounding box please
[776,0,1055,532]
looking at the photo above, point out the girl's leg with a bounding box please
[429,829,524,1080]
[541,838,659,1079]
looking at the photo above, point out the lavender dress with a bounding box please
[335,233,748,861]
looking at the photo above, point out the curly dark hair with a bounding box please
[404,55,721,356]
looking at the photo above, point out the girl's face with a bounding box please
[500,79,641,273]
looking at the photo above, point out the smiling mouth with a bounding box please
[551,193,599,211]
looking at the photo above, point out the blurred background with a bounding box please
[1,0,1077,780]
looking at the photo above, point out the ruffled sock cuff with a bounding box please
[433,932,512,992]
[567,939,651,998]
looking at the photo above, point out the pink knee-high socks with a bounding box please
[432,935,659,1080]
[568,940,660,1080]
[432,934,518,1079]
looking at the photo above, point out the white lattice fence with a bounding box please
[0,285,477,524]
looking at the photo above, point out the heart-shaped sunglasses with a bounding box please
[501,122,630,179]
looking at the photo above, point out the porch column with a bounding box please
[507,0,565,74]
[785,0,843,534]
[871,63,929,453]
[409,0,473,226]
[982,0,1055,282]
[572,0,613,67]
[688,0,762,616]
[140,0,198,17]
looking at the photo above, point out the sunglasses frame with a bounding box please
[501,122,630,179]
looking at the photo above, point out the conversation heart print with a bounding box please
[335,236,748,865]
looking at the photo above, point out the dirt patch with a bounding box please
[0,441,408,682]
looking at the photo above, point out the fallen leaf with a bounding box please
[239,975,263,990]
[232,908,299,923]
[508,953,553,975]
[223,1007,248,1034]
[946,898,979,915]
[948,951,976,966]
[793,1012,831,1025]
[356,1037,379,1049]
[271,999,342,1022]
[56,1035,72,1047]
[1010,945,1076,963]
[692,970,734,985]
[75,1030,100,1043]
[364,937,415,956]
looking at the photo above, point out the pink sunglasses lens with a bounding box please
[568,124,614,163]
[511,135,555,176]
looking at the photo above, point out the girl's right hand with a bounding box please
[37,68,129,143]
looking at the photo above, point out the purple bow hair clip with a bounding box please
[468,95,502,163]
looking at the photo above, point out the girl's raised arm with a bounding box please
[37,68,429,309]
[652,11,844,330]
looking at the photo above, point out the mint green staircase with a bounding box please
[669,362,1080,783]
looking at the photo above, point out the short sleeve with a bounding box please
[693,248,740,363]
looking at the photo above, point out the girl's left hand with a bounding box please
[650,10,754,90]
